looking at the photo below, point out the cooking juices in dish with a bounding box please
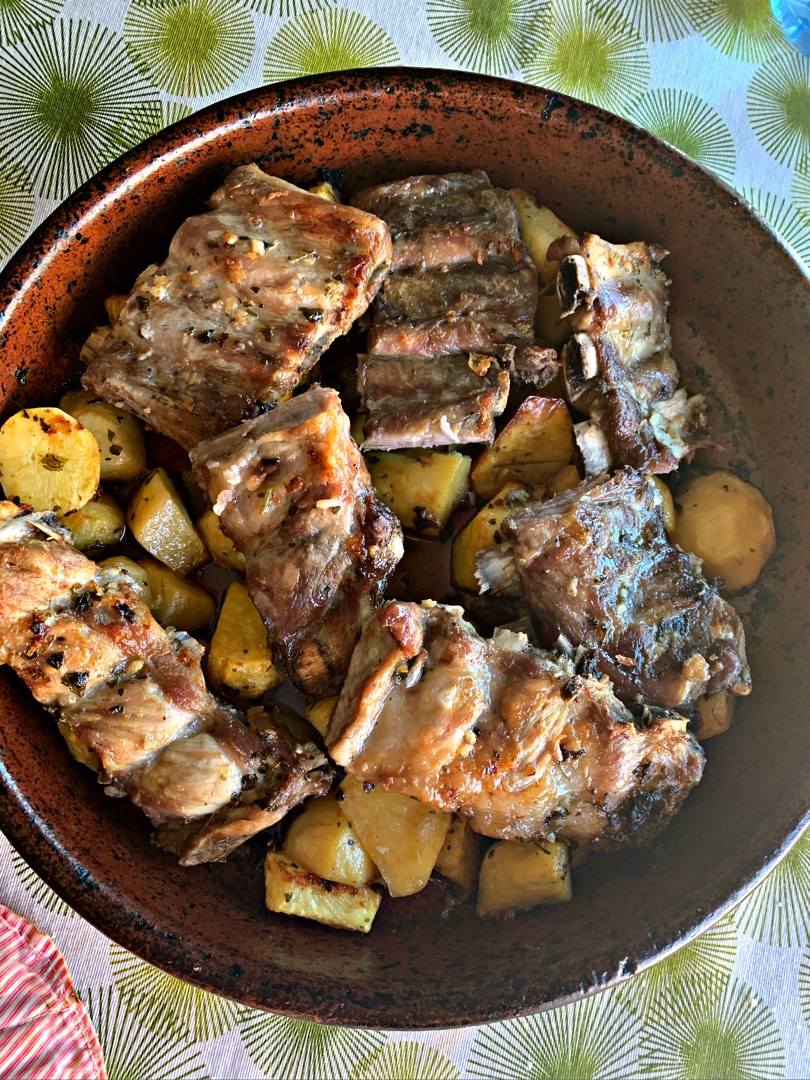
[0,166,775,930]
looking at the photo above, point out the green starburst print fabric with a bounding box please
[0,2,808,1078]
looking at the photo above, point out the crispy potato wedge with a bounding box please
[339,775,452,897]
[673,470,776,592]
[309,180,341,203]
[195,509,246,573]
[367,449,470,536]
[434,815,482,897]
[284,794,377,886]
[510,189,577,285]
[306,697,338,737]
[207,582,280,699]
[534,290,572,347]
[477,839,572,917]
[60,390,146,483]
[128,468,208,576]
[265,850,381,933]
[138,558,214,633]
[471,397,575,502]
[452,482,534,591]
[59,491,125,551]
[97,556,151,605]
[0,406,100,514]
[650,476,676,536]
[695,690,736,741]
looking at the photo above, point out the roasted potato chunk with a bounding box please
[695,690,736,741]
[265,850,381,933]
[306,697,338,737]
[309,180,341,203]
[510,189,577,285]
[97,556,151,605]
[534,290,572,347]
[138,558,214,633]
[366,449,470,536]
[207,582,280,699]
[339,775,452,897]
[0,406,100,514]
[60,390,146,482]
[650,475,676,536]
[471,397,575,502]
[434,815,482,897]
[195,509,246,573]
[104,293,128,325]
[59,492,125,551]
[284,794,377,886]
[673,470,775,592]
[477,839,572,917]
[452,482,534,591]
[128,468,208,576]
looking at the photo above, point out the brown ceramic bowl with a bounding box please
[0,70,808,1028]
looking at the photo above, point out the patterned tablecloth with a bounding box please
[0,2,808,1078]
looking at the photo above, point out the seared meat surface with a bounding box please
[0,503,332,864]
[477,470,750,709]
[83,165,392,449]
[327,601,704,850]
[191,386,403,699]
[554,234,707,474]
[352,171,556,449]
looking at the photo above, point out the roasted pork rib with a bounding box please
[553,234,707,474]
[191,386,403,699]
[327,601,704,850]
[83,165,392,449]
[352,171,557,449]
[477,470,750,709]
[0,503,333,865]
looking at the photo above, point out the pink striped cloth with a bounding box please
[0,904,105,1079]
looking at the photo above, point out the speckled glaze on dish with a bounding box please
[0,70,807,1029]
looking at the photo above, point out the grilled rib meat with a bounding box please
[0,503,333,865]
[351,171,557,449]
[476,470,750,709]
[327,601,704,850]
[83,165,392,449]
[554,234,707,474]
[191,386,403,699]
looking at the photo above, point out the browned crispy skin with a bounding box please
[352,171,555,450]
[191,386,403,699]
[83,165,392,449]
[477,470,750,709]
[327,602,704,851]
[0,504,332,864]
[554,234,708,474]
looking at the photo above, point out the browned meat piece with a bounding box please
[83,165,392,449]
[0,504,333,865]
[327,601,704,851]
[359,354,509,448]
[476,470,750,709]
[554,233,708,474]
[191,386,403,698]
[351,171,555,449]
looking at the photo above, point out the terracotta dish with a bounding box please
[0,70,807,1028]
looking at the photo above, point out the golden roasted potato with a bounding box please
[104,293,128,325]
[59,390,146,482]
[695,690,736,741]
[306,696,338,737]
[366,449,470,535]
[534,290,572,347]
[673,470,776,592]
[264,850,381,933]
[510,189,577,285]
[0,406,100,514]
[284,794,377,886]
[545,463,581,496]
[309,180,341,203]
[471,397,575,502]
[59,492,125,551]
[477,839,572,917]
[434,815,482,897]
[128,468,208,576]
[196,508,246,574]
[207,582,280,699]
[138,558,214,633]
[339,775,452,897]
[650,476,676,536]
[97,555,151,605]
[451,482,534,591]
